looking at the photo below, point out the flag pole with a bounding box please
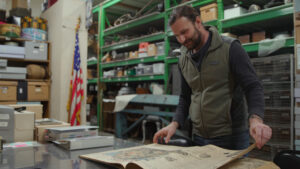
[67,17,81,123]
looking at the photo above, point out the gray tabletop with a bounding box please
[0,138,142,169]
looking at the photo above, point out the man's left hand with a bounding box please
[249,115,272,149]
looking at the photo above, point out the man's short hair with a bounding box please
[169,5,200,26]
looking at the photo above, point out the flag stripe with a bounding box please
[68,31,83,126]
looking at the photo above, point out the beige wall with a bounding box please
[42,0,87,124]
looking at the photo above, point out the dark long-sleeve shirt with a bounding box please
[173,32,265,129]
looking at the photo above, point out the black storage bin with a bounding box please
[17,81,27,101]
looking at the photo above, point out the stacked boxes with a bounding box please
[9,104,43,120]
[0,81,49,102]
[44,126,98,141]
[21,17,47,31]
[35,120,70,142]
[200,3,218,22]
[14,111,34,142]
[295,0,300,150]
[21,17,48,41]
[0,106,35,143]
[295,75,300,150]
[0,106,15,143]
[0,44,25,59]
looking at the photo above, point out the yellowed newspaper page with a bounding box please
[219,157,280,169]
[80,144,254,169]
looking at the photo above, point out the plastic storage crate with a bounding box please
[264,108,291,125]
[258,72,290,82]
[251,54,292,74]
[263,82,291,92]
[264,90,291,108]
[143,65,153,75]
[268,127,291,145]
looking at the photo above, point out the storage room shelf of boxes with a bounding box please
[90,0,298,161]
[0,0,300,162]
[0,0,52,143]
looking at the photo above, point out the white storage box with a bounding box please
[224,5,247,19]
[144,65,153,74]
[155,42,165,56]
[14,111,34,142]
[0,106,15,143]
[0,67,27,79]
[0,53,25,59]
[103,69,116,78]
[0,45,25,55]
[25,41,48,61]
[153,63,165,74]
[135,67,144,75]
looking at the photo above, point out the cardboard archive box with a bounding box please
[252,31,266,42]
[0,81,17,101]
[147,44,157,57]
[238,34,250,44]
[200,3,218,22]
[9,104,43,119]
[27,81,49,101]
[129,51,138,59]
[14,111,34,142]
[12,0,28,8]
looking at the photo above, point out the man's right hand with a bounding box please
[153,121,179,144]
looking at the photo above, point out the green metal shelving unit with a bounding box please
[94,0,295,131]
[101,74,165,83]
[87,60,97,66]
[91,5,101,129]
[104,12,165,36]
[243,37,294,53]
[87,78,98,84]
[221,3,293,28]
[102,55,165,69]
[102,32,165,52]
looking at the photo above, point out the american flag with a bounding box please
[67,29,83,126]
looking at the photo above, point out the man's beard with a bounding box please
[183,27,202,50]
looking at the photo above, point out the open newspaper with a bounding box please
[80,143,279,169]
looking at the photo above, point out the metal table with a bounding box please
[115,94,179,138]
[0,138,141,169]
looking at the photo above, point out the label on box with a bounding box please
[40,45,44,51]
[0,114,9,120]
[35,88,41,92]
[0,122,8,127]
[1,87,7,94]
